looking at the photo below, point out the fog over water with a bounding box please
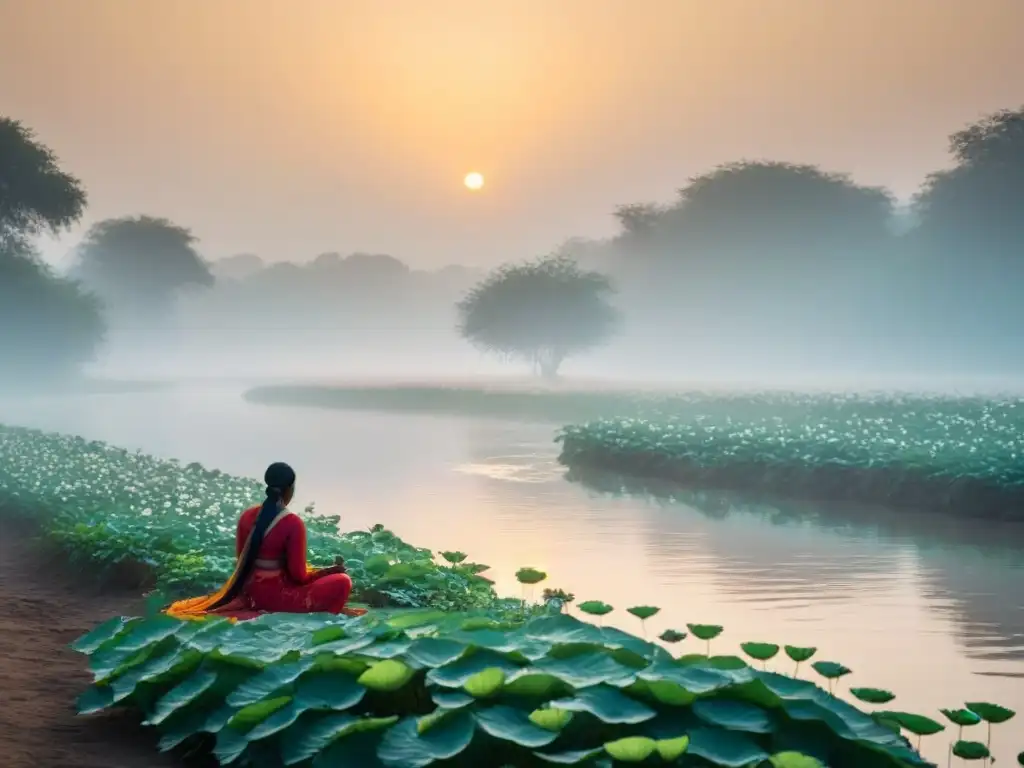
[4,4,1024,764]
[0,386,1022,764]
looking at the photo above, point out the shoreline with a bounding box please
[0,516,207,768]
[557,443,1024,522]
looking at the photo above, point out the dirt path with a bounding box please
[0,519,206,768]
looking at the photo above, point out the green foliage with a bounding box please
[740,643,779,664]
[0,117,103,385]
[850,688,895,705]
[556,393,1024,518]
[72,610,935,767]
[0,116,86,243]
[456,255,619,378]
[658,630,687,644]
[0,242,106,384]
[626,606,660,622]
[951,740,989,760]
[940,708,981,728]
[72,215,214,319]
[576,601,613,618]
[962,702,1015,724]
[516,568,548,586]
[0,424,500,611]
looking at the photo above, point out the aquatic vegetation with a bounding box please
[0,424,498,610]
[556,395,1024,518]
[73,609,943,767]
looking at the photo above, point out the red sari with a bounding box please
[166,506,362,621]
[233,505,355,614]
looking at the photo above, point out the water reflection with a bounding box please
[566,467,1024,666]
[2,389,1023,762]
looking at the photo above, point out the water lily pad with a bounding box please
[463,667,505,699]
[769,753,825,768]
[873,711,945,736]
[964,701,1015,723]
[227,658,315,707]
[941,708,982,727]
[293,669,366,710]
[577,601,613,617]
[951,740,990,760]
[655,735,690,761]
[377,711,475,767]
[357,659,415,692]
[741,642,780,662]
[529,707,573,732]
[849,687,895,704]
[784,646,817,663]
[687,726,769,767]
[658,629,687,643]
[603,736,657,762]
[516,567,548,585]
[811,661,851,680]
[692,699,774,734]
[687,624,723,641]
[626,606,660,621]
[551,685,656,724]
[474,705,559,748]
[405,637,467,668]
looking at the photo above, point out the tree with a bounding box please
[0,117,86,248]
[914,106,1024,263]
[456,255,618,378]
[0,242,105,386]
[73,215,214,323]
[0,116,104,386]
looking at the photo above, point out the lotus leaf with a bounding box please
[741,642,780,662]
[602,736,657,762]
[626,605,660,621]
[463,667,505,698]
[515,567,548,585]
[528,707,573,732]
[850,687,896,704]
[687,623,724,641]
[873,711,945,736]
[377,712,475,767]
[357,659,416,692]
[785,645,818,662]
[474,705,559,748]
[770,753,825,768]
[965,701,1015,723]
[576,601,613,617]
[655,734,690,761]
[952,740,990,760]
[811,661,851,680]
[941,708,982,727]
[658,629,686,643]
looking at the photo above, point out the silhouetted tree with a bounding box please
[0,117,103,385]
[456,256,618,378]
[73,215,214,323]
[0,117,86,248]
[1,242,105,385]
[914,106,1024,263]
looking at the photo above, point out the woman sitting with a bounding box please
[167,462,365,620]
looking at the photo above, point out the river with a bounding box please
[2,385,1022,764]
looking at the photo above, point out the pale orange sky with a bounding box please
[2,0,1022,268]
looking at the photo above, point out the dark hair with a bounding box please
[210,462,296,610]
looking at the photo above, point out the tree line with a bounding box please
[2,105,1023,385]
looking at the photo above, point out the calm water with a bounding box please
[2,386,1023,764]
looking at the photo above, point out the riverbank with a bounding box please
[0,516,209,768]
[556,395,1024,521]
[0,423,502,612]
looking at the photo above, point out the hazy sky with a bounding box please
[2,0,1022,269]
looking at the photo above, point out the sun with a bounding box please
[463,171,484,191]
